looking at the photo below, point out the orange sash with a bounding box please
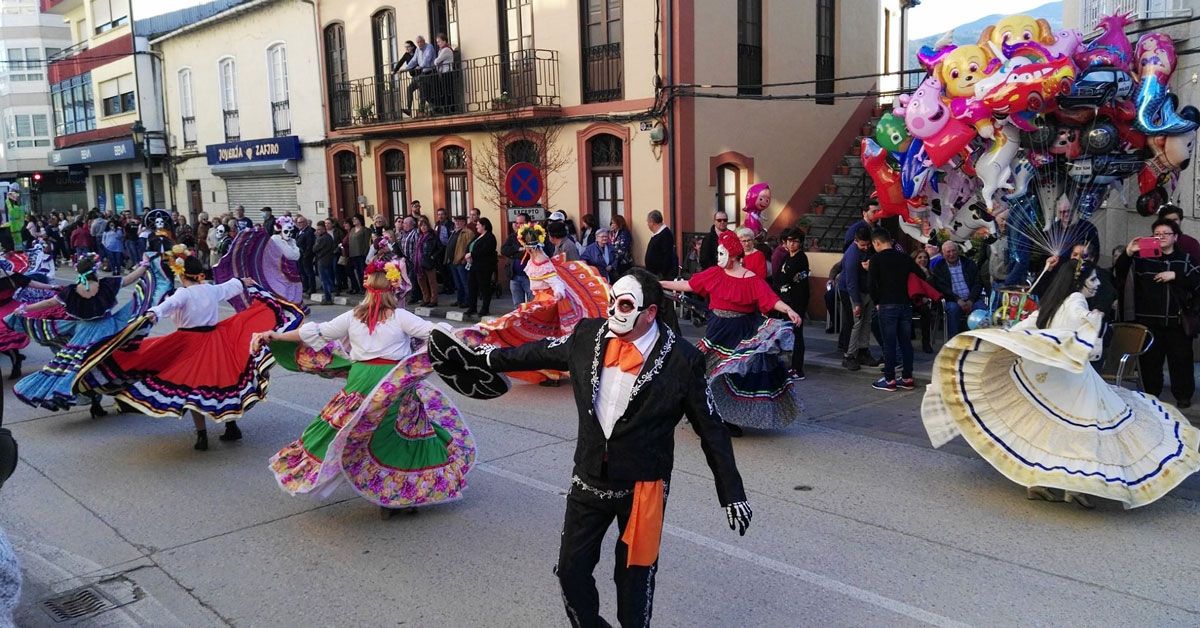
[620,480,665,567]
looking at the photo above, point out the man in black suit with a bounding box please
[643,210,678,279]
[699,210,729,269]
[430,268,750,627]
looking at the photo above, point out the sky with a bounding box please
[131,0,204,19]
[906,0,1061,39]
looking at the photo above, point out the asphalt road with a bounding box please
[2,293,1199,627]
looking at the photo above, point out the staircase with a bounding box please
[805,102,889,252]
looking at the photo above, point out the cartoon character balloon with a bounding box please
[742,182,770,235]
[1133,33,1198,136]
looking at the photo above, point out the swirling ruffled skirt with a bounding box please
[702,313,803,429]
[268,343,475,508]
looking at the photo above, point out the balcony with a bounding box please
[1080,0,1187,28]
[582,43,622,103]
[330,49,560,131]
[40,0,82,14]
[271,100,291,137]
[223,109,239,143]
[48,40,89,63]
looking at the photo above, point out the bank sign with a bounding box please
[49,139,137,166]
[206,136,301,165]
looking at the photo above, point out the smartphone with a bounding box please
[1138,237,1163,258]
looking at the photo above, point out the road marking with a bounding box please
[264,397,968,627]
[477,463,968,628]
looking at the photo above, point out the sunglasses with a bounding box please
[715,219,728,223]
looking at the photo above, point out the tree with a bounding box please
[472,121,572,215]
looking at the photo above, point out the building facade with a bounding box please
[42,0,167,214]
[149,0,329,225]
[314,0,886,262]
[0,0,84,211]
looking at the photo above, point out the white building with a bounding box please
[148,0,328,225]
[0,0,84,211]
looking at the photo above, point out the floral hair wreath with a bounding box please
[519,223,547,247]
[166,244,205,281]
[364,258,405,290]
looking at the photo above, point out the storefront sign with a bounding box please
[49,140,137,166]
[206,136,301,166]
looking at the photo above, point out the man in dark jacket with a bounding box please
[837,226,879,370]
[312,221,337,304]
[502,213,533,304]
[295,215,316,295]
[868,228,924,391]
[699,211,729,269]
[931,240,983,337]
[1115,218,1200,407]
[772,228,809,378]
[428,268,749,627]
[643,210,678,279]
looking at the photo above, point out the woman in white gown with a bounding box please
[922,260,1200,509]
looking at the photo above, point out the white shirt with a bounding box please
[151,278,244,329]
[595,324,660,438]
[298,308,435,362]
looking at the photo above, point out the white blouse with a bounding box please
[298,308,436,362]
[151,278,244,329]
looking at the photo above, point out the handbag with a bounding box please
[1171,283,1200,337]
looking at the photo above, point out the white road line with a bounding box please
[265,397,968,627]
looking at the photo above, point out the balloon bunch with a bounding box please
[861,11,1198,259]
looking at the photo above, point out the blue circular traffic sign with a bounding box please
[504,162,543,208]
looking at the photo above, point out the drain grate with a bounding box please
[39,575,142,623]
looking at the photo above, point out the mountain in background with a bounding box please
[905,1,1064,72]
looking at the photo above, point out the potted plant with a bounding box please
[356,104,375,121]
[491,91,513,110]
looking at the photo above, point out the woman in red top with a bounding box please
[737,227,769,279]
[661,230,802,435]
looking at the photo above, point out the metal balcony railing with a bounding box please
[223,109,240,143]
[182,116,196,148]
[48,40,88,63]
[271,100,291,137]
[1080,0,1176,29]
[330,49,560,129]
[582,43,622,103]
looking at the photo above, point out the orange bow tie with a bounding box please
[604,339,644,375]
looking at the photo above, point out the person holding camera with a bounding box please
[1115,218,1200,408]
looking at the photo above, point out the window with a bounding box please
[383,149,407,220]
[589,133,624,226]
[815,0,835,104]
[5,47,44,81]
[324,23,349,127]
[716,164,740,224]
[441,146,468,218]
[372,10,397,82]
[267,44,290,136]
[501,0,534,55]
[736,0,762,96]
[504,138,540,168]
[100,74,135,116]
[179,69,196,148]
[580,0,622,103]
[219,57,239,141]
[92,0,130,33]
[428,1,460,48]
[4,113,51,148]
[51,73,95,136]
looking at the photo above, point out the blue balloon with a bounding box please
[967,309,990,330]
[1135,76,1198,136]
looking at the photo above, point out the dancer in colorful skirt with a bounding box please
[90,247,305,451]
[214,222,303,310]
[0,253,61,379]
[922,259,1200,508]
[8,252,168,417]
[463,221,610,384]
[660,229,803,435]
[254,258,474,512]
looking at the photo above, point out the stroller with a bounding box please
[666,266,707,327]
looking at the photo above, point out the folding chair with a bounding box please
[1100,323,1154,391]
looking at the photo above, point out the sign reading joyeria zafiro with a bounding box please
[206,136,302,165]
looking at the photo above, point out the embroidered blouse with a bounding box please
[687,266,779,314]
[298,308,436,362]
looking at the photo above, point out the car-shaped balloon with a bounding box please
[1058,65,1133,108]
[979,55,1075,116]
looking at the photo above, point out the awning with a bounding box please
[210,159,298,178]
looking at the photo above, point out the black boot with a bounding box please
[7,350,21,381]
[115,399,138,414]
[89,397,108,419]
[218,421,242,442]
[194,429,209,451]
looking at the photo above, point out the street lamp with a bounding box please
[130,119,155,213]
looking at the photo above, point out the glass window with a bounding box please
[383,149,407,220]
[50,73,95,136]
[267,44,288,103]
[219,58,237,111]
[99,74,135,116]
[178,69,194,117]
[589,134,624,226]
[736,0,762,96]
[504,139,540,168]
[441,146,468,218]
[502,0,534,55]
[716,164,740,224]
[372,10,397,81]
[93,0,129,33]
[815,0,835,104]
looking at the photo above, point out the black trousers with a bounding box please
[1139,323,1195,403]
[557,480,661,628]
[468,266,494,313]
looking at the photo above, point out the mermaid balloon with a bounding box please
[1133,32,1197,136]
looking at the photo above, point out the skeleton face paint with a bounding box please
[155,217,165,229]
[717,246,730,269]
[1082,270,1100,298]
[215,224,227,236]
[607,275,647,335]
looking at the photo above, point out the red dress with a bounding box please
[686,266,779,316]
[742,250,768,282]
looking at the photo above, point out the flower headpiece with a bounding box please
[167,244,205,282]
[364,258,404,289]
[519,223,547,248]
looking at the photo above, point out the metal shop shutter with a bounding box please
[225,176,298,221]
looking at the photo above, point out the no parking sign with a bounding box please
[504,162,543,208]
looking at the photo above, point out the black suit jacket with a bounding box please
[486,318,746,505]
[931,257,983,302]
[644,227,678,279]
